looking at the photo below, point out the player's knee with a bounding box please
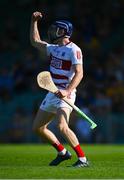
[58,123,69,135]
[32,124,46,135]
[39,126,47,134]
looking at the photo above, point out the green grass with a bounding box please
[0,144,124,179]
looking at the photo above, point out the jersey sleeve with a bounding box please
[70,47,83,65]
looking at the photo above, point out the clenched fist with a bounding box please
[55,89,71,99]
[32,11,43,21]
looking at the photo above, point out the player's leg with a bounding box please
[56,107,89,167]
[33,108,71,165]
[33,108,56,143]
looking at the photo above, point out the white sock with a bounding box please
[58,148,66,155]
[79,157,87,163]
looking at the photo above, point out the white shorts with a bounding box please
[40,92,76,114]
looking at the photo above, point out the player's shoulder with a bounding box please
[68,42,82,51]
[47,43,58,48]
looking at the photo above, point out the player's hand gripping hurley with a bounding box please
[37,71,97,129]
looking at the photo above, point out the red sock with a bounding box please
[73,144,85,157]
[52,141,65,152]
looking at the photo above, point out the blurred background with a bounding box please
[0,0,124,144]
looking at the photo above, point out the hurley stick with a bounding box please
[37,71,97,129]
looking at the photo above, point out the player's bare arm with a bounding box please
[67,64,83,92]
[30,11,47,54]
[56,64,83,98]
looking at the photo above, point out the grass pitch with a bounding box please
[0,144,124,179]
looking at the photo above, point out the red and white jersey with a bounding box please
[46,41,83,90]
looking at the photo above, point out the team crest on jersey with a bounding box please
[53,48,60,56]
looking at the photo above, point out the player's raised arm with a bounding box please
[30,11,47,54]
